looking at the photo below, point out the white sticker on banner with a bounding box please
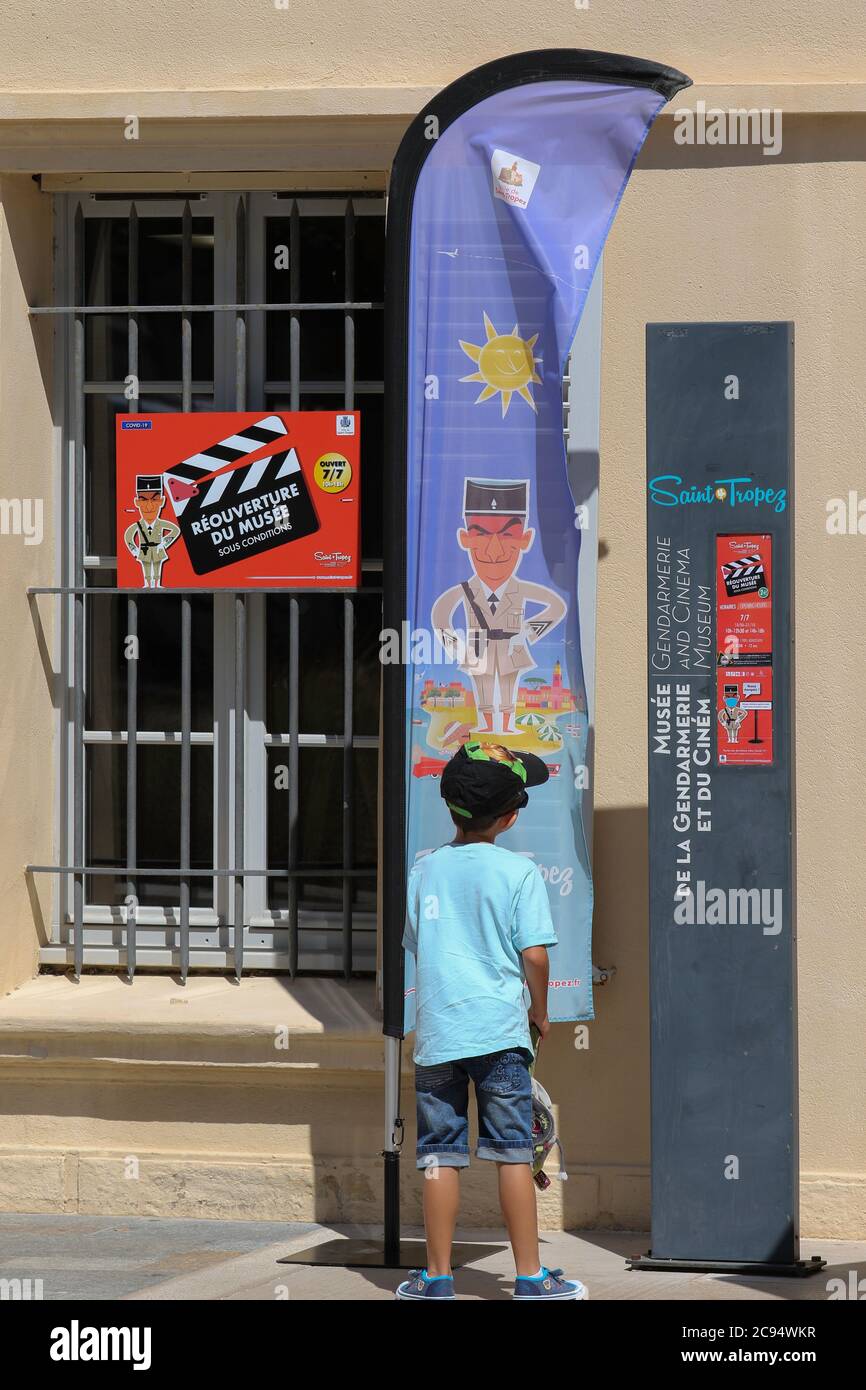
[336,413,356,436]
[491,149,540,209]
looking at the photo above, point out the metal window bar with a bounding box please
[287,595,299,976]
[342,199,356,981]
[287,199,301,977]
[30,191,383,979]
[30,301,382,315]
[234,196,247,983]
[30,866,372,878]
[72,202,86,980]
[126,202,139,979]
[179,201,193,982]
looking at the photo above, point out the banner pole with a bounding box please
[383,1036,403,1266]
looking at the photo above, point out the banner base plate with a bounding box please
[626,1252,827,1278]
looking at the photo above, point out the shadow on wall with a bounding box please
[642,111,866,169]
[1,173,54,406]
[552,803,653,1229]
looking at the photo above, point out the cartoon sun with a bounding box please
[459,311,542,416]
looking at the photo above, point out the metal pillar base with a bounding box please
[277,1238,501,1270]
[626,1252,827,1277]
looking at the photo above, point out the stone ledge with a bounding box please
[802,1176,866,1241]
[0,1150,623,1228]
[0,973,403,1074]
[0,971,380,1029]
[0,1056,396,1088]
[0,1149,861,1233]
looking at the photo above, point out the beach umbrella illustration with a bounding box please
[516,712,547,731]
[537,721,562,745]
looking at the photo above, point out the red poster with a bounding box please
[716,534,773,765]
[116,411,360,589]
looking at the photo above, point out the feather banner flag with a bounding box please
[383,51,691,1037]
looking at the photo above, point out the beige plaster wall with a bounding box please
[0,4,862,1232]
[0,0,864,94]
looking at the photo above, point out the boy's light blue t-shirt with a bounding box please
[402,840,558,1066]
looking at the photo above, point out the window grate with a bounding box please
[28,191,385,981]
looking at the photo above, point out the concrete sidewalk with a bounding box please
[0,1214,860,1300]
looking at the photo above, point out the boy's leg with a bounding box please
[497,1162,541,1277]
[415,1060,470,1278]
[423,1167,461,1277]
[471,1050,540,1275]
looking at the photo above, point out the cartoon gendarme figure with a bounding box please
[431,478,566,735]
[124,474,180,589]
[718,688,749,744]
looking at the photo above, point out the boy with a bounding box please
[397,741,587,1301]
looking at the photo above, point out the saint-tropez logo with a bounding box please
[649,474,787,514]
[491,149,540,209]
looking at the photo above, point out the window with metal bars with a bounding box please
[31,190,384,980]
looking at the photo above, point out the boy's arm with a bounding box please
[522,946,550,1040]
[512,864,558,1042]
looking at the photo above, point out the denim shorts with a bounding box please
[415,1048,534,1169]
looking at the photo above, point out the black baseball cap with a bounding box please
[440,740,549,821]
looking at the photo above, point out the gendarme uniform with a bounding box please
[718,704,749,744]
[124,474,181,589]
[431,479,566,726]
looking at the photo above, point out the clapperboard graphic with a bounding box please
[163,415,319,575]
[721,551,767,598]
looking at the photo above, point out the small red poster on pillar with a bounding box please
[716,534,773,765]
[116,410,360,590]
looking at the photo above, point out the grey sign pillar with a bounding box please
[632,322,822,1276]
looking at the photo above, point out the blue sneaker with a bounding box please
[512,1266,588,1300]
[396,1268,457,1300]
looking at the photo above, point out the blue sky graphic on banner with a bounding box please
[403,78,668,1026]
